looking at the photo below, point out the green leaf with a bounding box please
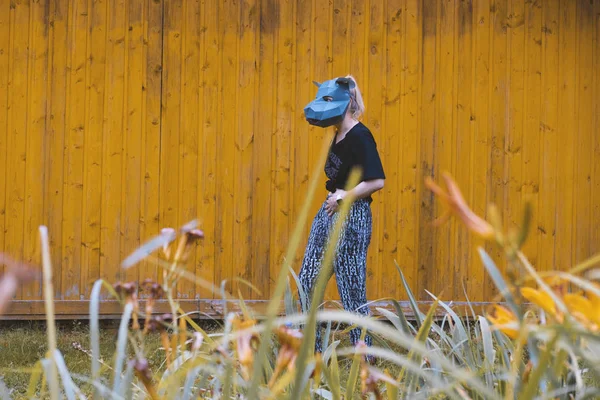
[395,261,424,327]
[113,303,133,391]
[89,280,103,400]
[329,349,341,400]
[478,316,496,388]
[478,247,521,317]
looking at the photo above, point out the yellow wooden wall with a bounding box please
[1,0,599,316]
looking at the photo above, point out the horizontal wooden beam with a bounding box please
[0,300,496,320]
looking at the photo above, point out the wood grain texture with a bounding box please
[1,0,598,313]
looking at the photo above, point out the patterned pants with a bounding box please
[298,198,373,353]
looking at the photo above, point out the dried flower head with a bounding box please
[0,254,38,316]
[231,315,260,381]
[269,326,304,387]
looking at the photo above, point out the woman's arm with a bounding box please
[324,179,384,216]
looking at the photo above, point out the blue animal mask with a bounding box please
[304,77,356,127]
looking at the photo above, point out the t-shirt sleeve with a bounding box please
[353,130,386,181]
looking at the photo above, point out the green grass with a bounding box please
[0,322,156,397]
[0,320,403,398]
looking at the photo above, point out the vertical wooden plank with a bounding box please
[81,0,107,293]
[555,0,576,272]
[435,0,455,298]
[592,0,600,257]
[215,0,237,293]
[22,0,49,299]
[505,0,524,274]
[235,0,257,298]
[383,0,402,299]
[140,0,163,284]
[271,0,293,296]
[243,0,265,298]
[62,0,88,299]
[307,0,331,187]
[344,0,366,300]
[199,0,220,299]
[331,0,350,76]
[417,0,437,301]
[573,0,593,266]
[46,0,68,297]
[256,0,275,297]
[454,0,473,301]
[291,0,311,290]
[101,0,126,282]
[160,0,182,266]
[485,0,508,299]
[538,0,559,273]
[504,0,524,262]
[180,0,200,299]
[0,0,10,271]
[305,0,332,298]
[320,0,347,297]
[521,0,542,269]
[5,0,30,298]
[122,0,145,286]
[365,0,386,300]
[400,0,420,297]
[470,0,490,301]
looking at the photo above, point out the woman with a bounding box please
[300,75,385,353]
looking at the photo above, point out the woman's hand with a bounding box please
[325,189,347,216]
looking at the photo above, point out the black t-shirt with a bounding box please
[324,122,385,203]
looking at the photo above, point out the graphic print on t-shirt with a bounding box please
[325,151,343,181]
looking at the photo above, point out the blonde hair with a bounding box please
[345,75,365,119]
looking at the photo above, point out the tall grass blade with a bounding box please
[181,366,201,400]
[54,349,83,400]
[122,231,176,269]
[118,361,134,400]
[329,349,341,400]
[321,320,332,353]
[391,299,413,334]
[39,226,59,400]
[289,266,308,313]
[426,291,476,368]
[284,276,296,317]
[376,307,406,333]
[322,340,340,366]
[90,280,103,400]
[345,330,366,397]
[26,361,43,399]
[313,388,333,400]
[402,299,439,396]
[0,377,11,400]
[478,247,520,316]
[113,303,133,391]
[395,261,424,327]
[248,136,331,398]
[478,316,496,388]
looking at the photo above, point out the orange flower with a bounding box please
[563,293,600,332]
[269,326,303,387]
[231,315,260,381]
[520,287,558,319]
[425,173,495,239]
[487,305,519,339]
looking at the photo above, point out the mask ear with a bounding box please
[335,77,356,89]
[312,80,321,88]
